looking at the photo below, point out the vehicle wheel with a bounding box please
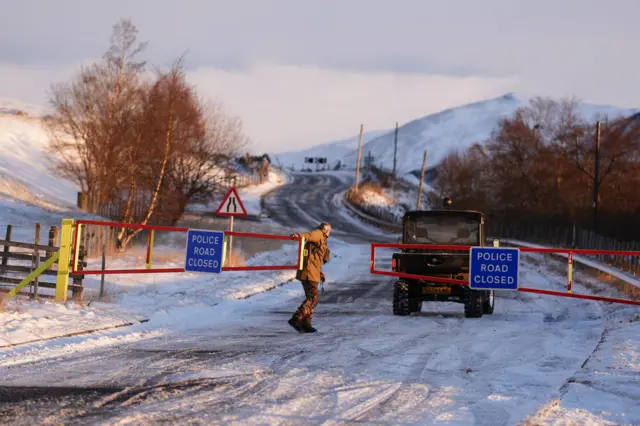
[393,281,411,316]
[483,290,495,314]
[464,290,483,318]
[409,299,422,313]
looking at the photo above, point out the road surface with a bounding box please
[0,171,630,425]
[263,172,393,243]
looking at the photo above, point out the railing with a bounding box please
[370,243,640,306]
[71,219,305,275]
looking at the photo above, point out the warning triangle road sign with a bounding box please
[216,187,247,217]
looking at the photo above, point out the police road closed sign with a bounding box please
[469,247,520,290]
[184,229,225,273]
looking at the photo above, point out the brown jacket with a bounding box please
[296,228,330,283]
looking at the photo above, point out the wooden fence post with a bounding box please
[2,224,12,268]
[48,226,58,270]
[32,223,41,299]
[72,246,85,301]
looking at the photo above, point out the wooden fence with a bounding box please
[0,224,86,300]
[486,221,640,274]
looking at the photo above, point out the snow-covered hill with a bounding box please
[272,129,390,170]
[0,112,79,209]
[278,93,638,179]
[346,93,639,176]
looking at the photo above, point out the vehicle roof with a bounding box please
[403,209,484,219]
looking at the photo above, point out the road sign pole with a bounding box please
[228,216,234,264]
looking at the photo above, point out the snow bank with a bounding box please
[0,297,144,348]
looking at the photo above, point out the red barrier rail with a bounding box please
[370,242,640,306]
[72,220,303,275]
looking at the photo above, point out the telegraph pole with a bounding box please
[593,121,600,232]
[354,124,364,191]
[416,151,427,210]
[392,121,398,178]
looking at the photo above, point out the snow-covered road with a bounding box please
[2,243,636,425]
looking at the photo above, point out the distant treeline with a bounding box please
[434,97,640,242]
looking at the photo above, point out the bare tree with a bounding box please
[45,18,147,213]
[46,18,251,250]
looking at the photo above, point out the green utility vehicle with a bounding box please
[391,198,496,318]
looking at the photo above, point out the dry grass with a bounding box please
[225,248,246,267]
[592,270,640,299]
[0,294,6,313]
[347,181,387,205]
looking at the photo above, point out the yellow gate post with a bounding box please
[55,218,75,302]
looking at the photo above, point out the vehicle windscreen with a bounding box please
[404,215,480,245]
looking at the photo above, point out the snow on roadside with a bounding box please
[518,254,640,425]
[0,238,352,356]
[0,298,143,348]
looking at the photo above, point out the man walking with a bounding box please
[289,222,332,333]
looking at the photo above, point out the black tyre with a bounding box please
[409,299,422,313]
[464,290,483,318]
[483,290,495,314]
[393,281,410,316]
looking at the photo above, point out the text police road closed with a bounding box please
[184,229,225,274]
[469,247,520,290]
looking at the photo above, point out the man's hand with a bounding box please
[320,272,326,282]
[291,233,300,239]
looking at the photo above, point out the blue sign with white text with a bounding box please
[184,229,225,273]
[469,247,520,290]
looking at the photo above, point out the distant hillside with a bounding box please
[343,93,639,176]
[272,129,390,170]
[0,112,78,210]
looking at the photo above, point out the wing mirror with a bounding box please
[492,238,500,247]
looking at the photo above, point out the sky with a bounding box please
[0,0,638,152]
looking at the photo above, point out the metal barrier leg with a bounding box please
[56,218,75,302]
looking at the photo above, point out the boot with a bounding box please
[300,318,317,333]
[288,316,303,333]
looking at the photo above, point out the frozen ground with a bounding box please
[0,299,143,348]
[0,237,638,424]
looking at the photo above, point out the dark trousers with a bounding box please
[292,280,319,322]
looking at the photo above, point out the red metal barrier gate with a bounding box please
[370,243,640,306]
[70,220,303,275]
